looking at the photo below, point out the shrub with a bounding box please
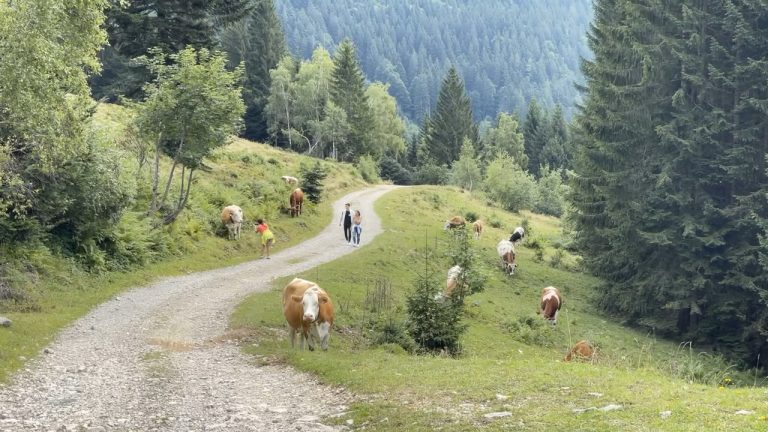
[412,163,449,185]
[356,155,381,183]
[502,316,555,347]
[482,153,535,212]
[300,161,328,204]
[379,156,412,185]
[533,166,568,217]
[406,273,466,355]
[464,211,479,223]
[372,318,416,353]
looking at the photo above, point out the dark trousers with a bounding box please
[344,223,352,242]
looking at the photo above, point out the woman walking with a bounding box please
[254,218,275,259]
[339,202,352,244]
[351,210,362,247]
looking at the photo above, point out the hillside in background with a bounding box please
[274,0,593,122]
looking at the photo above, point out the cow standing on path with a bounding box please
[282,278,334,351]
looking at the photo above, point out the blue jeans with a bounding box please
[352,224,362,245]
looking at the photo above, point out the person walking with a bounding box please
[351,210,362,247]
[254,218,275,259]
[339,202,352,244]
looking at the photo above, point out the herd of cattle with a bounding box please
[275,211,593,362]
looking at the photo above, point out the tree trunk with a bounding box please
[149,131,163,213]
[160,125,187,208]
[164,168,194,224]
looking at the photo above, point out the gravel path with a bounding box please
[0,185,399,432]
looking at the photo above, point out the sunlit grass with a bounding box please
[232,186,768,431]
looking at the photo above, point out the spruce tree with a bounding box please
[425,67,478,166]
[330,39,373,161]
[522,98,548,177]
[220,0,287,141]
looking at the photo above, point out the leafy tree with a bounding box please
[482,153,535,212]
[425,67,478,166]
[533,166,567,217]
[482,112,527,170]
[0,0,112,243]
[135,48,245,223]
[330,39,373,160]
[366,82,406,158]
[265,55,298,148]
[220,0,287,141]
[451,139,482,192]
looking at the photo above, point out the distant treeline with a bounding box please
[274,0,593,122]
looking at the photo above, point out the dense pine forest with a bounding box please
[2,0,768,371]
[274,0,593,122]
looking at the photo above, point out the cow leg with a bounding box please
[288,327,296,348]
[316,322,331,351]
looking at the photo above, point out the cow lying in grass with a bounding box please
[564,340,594,362]
[282,278,334,351]
[444,215,466,230]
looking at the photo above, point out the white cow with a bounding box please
[496,239,516,275]
[281,175,299,185]
[510,226,525,246]
[220,205,243,240]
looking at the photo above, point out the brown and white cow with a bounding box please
[496,239,516,275]
[289,188,304,217]
[472,220,484,240]
[281,175,299,185]
[564,340,594,362]
[220,205,243,240]
[443,265,465,298]
[282,278,334,351]
[539,286,562,325]
[444,215,466,230]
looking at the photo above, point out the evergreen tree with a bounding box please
[540,105,570,170]
[92,0,252,100]
[299,161,328,204]
[330,39,373,161]
[426,67,478,166]
[220,0,287,141]
[522,98,549,177]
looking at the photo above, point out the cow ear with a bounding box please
[319,295,329,304]
[291,295,302,303]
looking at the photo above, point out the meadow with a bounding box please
[232,186,768,431]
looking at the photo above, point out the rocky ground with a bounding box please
[0,185,398,432]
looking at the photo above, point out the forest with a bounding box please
[274,0,593,122]
[2,0,768,370]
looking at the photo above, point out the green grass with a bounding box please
[232,186,768,431]
[0,104,369,382]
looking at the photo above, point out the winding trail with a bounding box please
[0,185,399,432]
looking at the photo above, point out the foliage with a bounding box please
[356,155,381,183]
[219,0,287,141]
[406,269,466,356]
[481,112,528,169]
[92,0,253,100]
[365,82,406,158]
[330,39,374,161]
[378,156,412,185]
[482,153,536,212]
[299,161,328,204]
[274,0,593,122]
[570,0,768,366]
[424,67,478,166]
[412,163,449,186]
[533,166,568,217]
[450,139,482,192]
[135,47,245,223]
[522,98,548,177]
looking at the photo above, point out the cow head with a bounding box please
[292,287,328,323]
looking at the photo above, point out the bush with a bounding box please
[502,316,555,347]
[300,161,328,204]
[412,163,449,185]
[356,155,381,183]
[533,166,568,217]
[372,318,416,353]
[379,156,412,185]
[406,272,466,356]
[482,154,535,212]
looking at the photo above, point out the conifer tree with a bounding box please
[220,0,287,141]
[330,39,373,161]
[522,99,548,177]
[425,67,478,166]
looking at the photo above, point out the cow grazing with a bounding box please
[443,265,465,298]
[281,175,299,185]
[472,220,484,239]
[444,215,466,230]
[282,278,334,351]
[539,286,563,325]
[564,340,594,362]
[510,226,525,245]
[496,240,516,275]
[220,205,243,240]
[289,188,304,217]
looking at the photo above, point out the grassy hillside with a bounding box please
[232,186,768,431]
[0,104,368,382]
